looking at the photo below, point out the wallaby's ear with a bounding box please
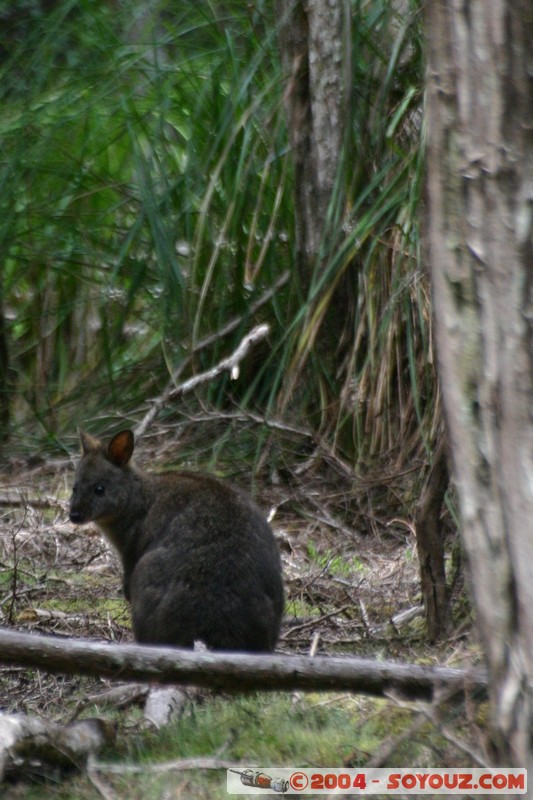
[79,429,101,455]
[107,430,135,467]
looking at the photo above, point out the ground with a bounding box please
[0,425,485,799]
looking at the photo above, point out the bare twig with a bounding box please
[135,323,270,438]
[417,690,488,767]
[0,494,61,509]
[365,711,429,768]
[86,761,118,800]
[7,508,29,625]
[304,499,366,543]
[282,605,353,637]
[92,756,241,775]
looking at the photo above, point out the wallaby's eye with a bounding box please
[94,484,105,496]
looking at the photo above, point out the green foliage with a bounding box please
[0,0,430,466]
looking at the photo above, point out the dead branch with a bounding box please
[92,755,239,775]
[135,323,270,437]
[282,605,353,637]
[0,493,61,508]
[0,713,115,781]
[0,628,486,702]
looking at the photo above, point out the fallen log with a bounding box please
[0,713,115,781]
[0,628,487,702]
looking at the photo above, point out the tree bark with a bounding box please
[277,0,348,275]
[277,0,353,367]
[0,714,115,781]
[425,0,533,770]
[414,437,450,642]
[0,628,487,702]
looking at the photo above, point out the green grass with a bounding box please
[307,541,368,579]
[285,598,323,619]
[38,596,129,620]
[2,692,443,800]
[3,689,483,800]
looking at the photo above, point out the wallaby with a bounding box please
[69,429,284,652]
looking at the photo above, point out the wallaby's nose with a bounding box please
[69,510,84,524]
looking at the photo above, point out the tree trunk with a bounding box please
[425,0,533,770]
[277,0,348,276]
[277,0,353,364]
[414,437,450,642]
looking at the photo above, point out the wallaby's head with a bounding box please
[69,429,136,526]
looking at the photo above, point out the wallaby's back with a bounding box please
[69,430,284,652]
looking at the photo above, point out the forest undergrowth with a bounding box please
[0,2,488,795]
[0,414,486,800]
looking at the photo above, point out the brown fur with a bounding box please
[69,430,284,652]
